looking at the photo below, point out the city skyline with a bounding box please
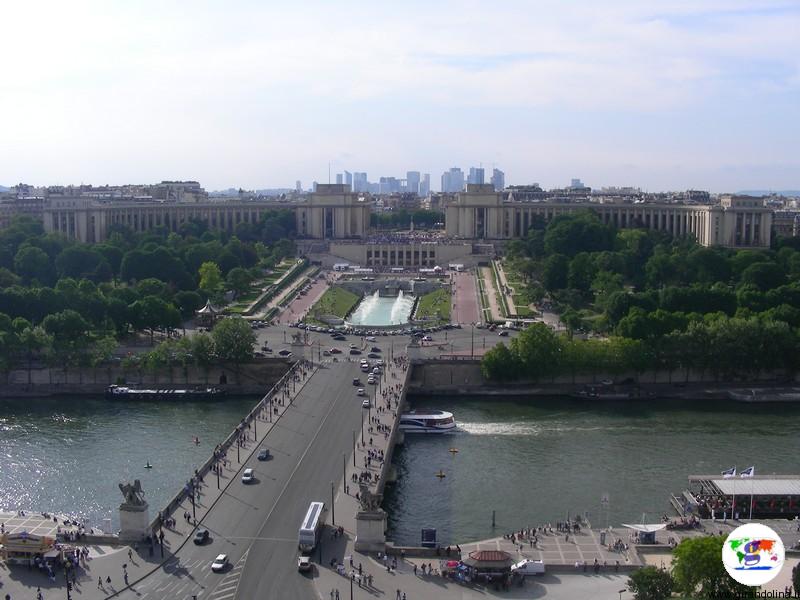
[1,1,798,192]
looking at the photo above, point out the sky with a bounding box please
[1,0,798,193]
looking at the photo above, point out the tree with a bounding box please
[18,325,53,384]
[509,322,564,380]
[627,566,674,600]
[14,245,54,283]
[226,267,253,297]
[672,536,756,599]
[542,254,569,290]
[199,261,223,296]
[211,317,256,366]
[480,343,519,380]
[54,246,111,281]
[739,262,785,291]
[131,296,175,344]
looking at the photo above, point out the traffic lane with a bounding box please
[236,364,364,599]
[117,366,347,599]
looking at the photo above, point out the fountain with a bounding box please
[348,290,415,326]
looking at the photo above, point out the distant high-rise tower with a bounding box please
[419,173,431,196]
[491,168,505,191]
[570,178,585,189]
[336,173,343,185]
[344,170,353,189]
[441,167,464,193]
[406,171,420,195]
[295,180,302,192]
[353,172,368,193]
[468,167,485,185]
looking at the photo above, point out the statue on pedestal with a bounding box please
[358,484,382,512]
[119,480,146,508]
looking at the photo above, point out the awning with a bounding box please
[621,523,667,533]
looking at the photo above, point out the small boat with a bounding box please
[435,470,446,479]
[144,462,153,469]
[399,410,456,433]
[106,385,226,401]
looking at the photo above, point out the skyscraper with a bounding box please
[406,171,420,195]
[344,170,353,189]
[353,172,368,192]
[419,173,431,197]
[468,167,485,185]
[295,180,302,193]
[441,167,464,193]
[491,168,505,191]
[335,173,343,185]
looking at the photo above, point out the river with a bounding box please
[383,396,800,547]
[0,396,258,530]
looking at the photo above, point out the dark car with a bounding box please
[257,448,271,461]
[349,349,361,355]
[368,353,380,359]
[193,528,210,545]
[371,346,381,353]
[278,349,292,356]
[352,378,361,386]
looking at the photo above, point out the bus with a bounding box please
[298,501,325,552]
[333,263,350,272]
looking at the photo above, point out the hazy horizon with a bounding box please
[2,1,798,192]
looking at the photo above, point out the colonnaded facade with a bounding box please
[42,182,772,249]
[445,184,772,248]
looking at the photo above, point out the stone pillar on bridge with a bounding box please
[118,480,150,542]
[354,484,387,552]
[290,331,307,362]
[406,339,421,361]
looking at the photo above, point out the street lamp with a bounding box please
[331,481,336,526]
[343,453,346,493]
[470,323,475,358]
[352,431,356,467]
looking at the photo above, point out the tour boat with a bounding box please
[399,410,456,433]
[106,385,226,401]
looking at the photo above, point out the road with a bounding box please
[117,360,363,600]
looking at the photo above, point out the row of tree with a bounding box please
[481,320,800,381]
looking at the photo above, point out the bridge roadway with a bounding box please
[116,360,363,600]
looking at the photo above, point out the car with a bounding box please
[360,364,371,372]
[365,336,376,342]
[510,559,545,576]
[257,448,271,461]
[254,351,266,358]
[357,388,365,396]
[193,528,209,544]
[263,347,273,353]
[322,350,331,357]
[297,555,312,572]
[367,353,380,359]
[242,468,255,484]
[371,346,381,353]
[498,330,509,337]
[349,349,361,355]
[211,554,229,572]
[376,359,384,366]
[278,349,292,356]
[422,335,433,341]
[330,347,342,354]
[349,343,357,349]
[361,399,371,408]
[352,378,361,386]
[372,366,381,374]
[367,376,376,385]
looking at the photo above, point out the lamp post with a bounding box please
[353,431,356,467]
[331,481,336,526]
[236,437,240,463]
[343,453,347,493]
[471,323,475,358]
[216,464,220,490]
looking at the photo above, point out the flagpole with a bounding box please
[732,474,736,520]
[749,477,754,521]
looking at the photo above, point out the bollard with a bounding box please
[492,510,496,528]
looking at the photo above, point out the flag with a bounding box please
[740,466,755,478]
[722,466,736,478]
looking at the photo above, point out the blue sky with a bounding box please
[1,0,798,192]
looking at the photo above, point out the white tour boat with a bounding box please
[399,410,456,433]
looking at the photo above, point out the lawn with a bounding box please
[415,288,451,322]
[312,287,360,318]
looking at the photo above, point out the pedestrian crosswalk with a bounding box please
[205,550,249,600]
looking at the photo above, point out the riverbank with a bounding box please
[408,359,800,401]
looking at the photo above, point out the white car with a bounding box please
[211,554,229,572]
[298,555,312,572]
[372,366,381,374]
[357,388,365,396]
[365,336,376,342]
[361,399,371,408]
[376,359,384,366]
[510,559,545,576]
[241,468,255,484]
[360,364,371,372]
[422,335,433,341]
[367,376,376,385]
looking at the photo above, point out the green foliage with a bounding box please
[627,566,674,600]
[198,262,223,296]
[211,317,256,364]
[672,536,756,599]
[312,287,360,318]
[544,211,616,257]
[14,245,54,284]
[226,267,253,297]
[415,288,451,322]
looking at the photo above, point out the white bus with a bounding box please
[333,263,350,272]
[298,501,325,552]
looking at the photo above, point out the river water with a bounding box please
[0,396,258,530]
[383,396,800,547]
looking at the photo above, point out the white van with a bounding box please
[510,559,545,575]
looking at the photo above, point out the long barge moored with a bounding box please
[673,474,800,520]
[106,385,226,401]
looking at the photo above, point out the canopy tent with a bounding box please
[621,524,667,533]
[196,300,221,324]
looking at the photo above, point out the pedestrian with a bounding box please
[413,563,417,575]
[106,576,112,585]
[37,588,43,600]
[128,548,133,560]
[396,590,401,600]
[98,576,103,588]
